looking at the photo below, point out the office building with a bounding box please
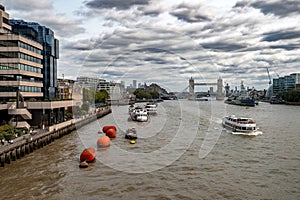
[9,19,59,99]
[77,76,105,90]
[57,78,74,100]
[133,80,137,89]
[273,73,300,96]
[0,4,72,130]
[0,6,44,102]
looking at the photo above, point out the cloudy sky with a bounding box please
[2,0,300,92]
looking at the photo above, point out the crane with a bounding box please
[266,67,271,86]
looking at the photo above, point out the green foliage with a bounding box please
[83,88,94,103]
[150,91,160,99]
[0,124,11,132]
[283,90,300,102]
[81,102,90,111]
[65,111,73,119]
[3,132,13,140]
[134,89,159,99]
[95,90,109,103]
[0,124,13,141]
[0,125,27,141]
[83,88,109,104]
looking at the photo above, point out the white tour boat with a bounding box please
[222,115,262,136]
[145,102,158,114]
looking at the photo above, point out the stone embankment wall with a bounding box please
[0,108,111,167]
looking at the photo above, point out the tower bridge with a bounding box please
[189,77,224,100]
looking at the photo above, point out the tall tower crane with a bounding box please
[266,67,272,86]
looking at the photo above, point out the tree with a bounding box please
[83,88,109,103]
[95,90,109,103]
[283,90,300,102]
[150,91,160,99]
[83,88,95,103]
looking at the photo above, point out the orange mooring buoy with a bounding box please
[97,135,110,148]
[102,125,117,133]
[80,147,96,163]
[105,128,116,138]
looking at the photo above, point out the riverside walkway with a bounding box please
[0,107,111,167]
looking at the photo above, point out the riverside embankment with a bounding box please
[0,107,111,167]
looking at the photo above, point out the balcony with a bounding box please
[8,108,32,119]
[0,91,43,98]
[27,100,74,109]
[0,69,43,78]
[0,58,43,68]
[0,80,43,87]
[9,121,30,130]
[8,102,32,119]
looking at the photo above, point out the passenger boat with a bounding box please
[224,95,255,107]
[145,102,157,114]
[125,127,137,140]
[128,104,135,114]
[130,106,148,122]
[222,115,262,135]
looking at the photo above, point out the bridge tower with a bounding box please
[216,77,224,100]
[189,77,195,100]
[188,77,224,100]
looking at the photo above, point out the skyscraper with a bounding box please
[133,80,137,89]
[9,19,59,99]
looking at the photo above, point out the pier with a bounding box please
[0,108,111,167]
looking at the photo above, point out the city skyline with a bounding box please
[2,0,300,91]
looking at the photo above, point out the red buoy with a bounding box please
[105,128,116,138]
[102,125,117,133]
[97,135,110,148]
[80,147,96,163]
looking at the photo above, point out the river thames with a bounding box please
[0,100,299,199]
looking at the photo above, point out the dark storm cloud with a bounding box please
[170,3,211,22]
[201,42,247,52]
[142,10,160,17]
[133,48,167,54]
[251,0,300,17]
[220,66,255,74]
[234,0,300,17]
[171,12,209,23]
[261,30,300,42]
[84,0,150,10]
[270,44,300,51]
[144,57,168,64]
[102,70,124,77]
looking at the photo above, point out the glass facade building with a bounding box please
[9,20,59,99]
[273,73,300,96]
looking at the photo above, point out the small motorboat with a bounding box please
[125,127,137,140]
[130,140,136,144]
[128,104,135,114]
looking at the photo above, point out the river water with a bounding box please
[0,100,299,199]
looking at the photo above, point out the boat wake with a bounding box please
[231,131,263,136]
